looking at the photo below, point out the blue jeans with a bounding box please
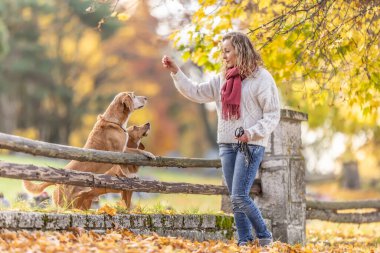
[219,143,272,244]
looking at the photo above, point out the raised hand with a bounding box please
[162,55,179,74]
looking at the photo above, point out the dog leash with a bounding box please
[235,127,253,167]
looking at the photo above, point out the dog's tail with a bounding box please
[23,180,54,195]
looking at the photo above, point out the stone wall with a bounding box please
[221,109,308,245]
[0,211,237,241]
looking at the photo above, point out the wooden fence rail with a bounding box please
[0,133,221,168]
[306,200,380,223]
[306,208,380,223]
[0,133,290,168]
[306,199,380,223]
[306,200,380,210]
[0,161,261,195]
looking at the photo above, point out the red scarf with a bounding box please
[221,67,243,120]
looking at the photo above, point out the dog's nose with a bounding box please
[144,97,147,101]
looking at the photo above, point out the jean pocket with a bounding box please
[218,144,233,157]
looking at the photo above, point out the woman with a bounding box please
[162,31,280,247]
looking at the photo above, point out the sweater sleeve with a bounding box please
[170,70,219,104]
[245,76,281,141]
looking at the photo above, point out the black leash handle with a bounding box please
[235,127,253,167]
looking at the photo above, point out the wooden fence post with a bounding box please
[221,109,308,245]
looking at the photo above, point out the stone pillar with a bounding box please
[221,109,308,245]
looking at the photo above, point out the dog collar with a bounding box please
[99,115,127,132]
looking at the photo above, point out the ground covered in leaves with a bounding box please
[0,222,379,253]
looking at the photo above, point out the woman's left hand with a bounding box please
[235,132,250,143]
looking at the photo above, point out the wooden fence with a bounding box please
[0,132,379,224]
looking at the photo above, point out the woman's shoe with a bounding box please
[238,241,248,247]
[258,237,273,247]
[237,239,253,247]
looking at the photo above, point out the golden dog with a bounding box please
[76,123,151,210]
[23,92,155,209]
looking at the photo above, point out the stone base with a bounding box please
[0,211,235,241]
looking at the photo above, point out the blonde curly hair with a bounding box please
[221,32,263,78]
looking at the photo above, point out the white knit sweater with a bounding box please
[170,67,281,147]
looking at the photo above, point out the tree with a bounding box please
[0,0,215,157]
[170,0,378,111]
[165,0,379,161]
[0,0,120,144]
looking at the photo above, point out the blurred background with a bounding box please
[0,0,379,212]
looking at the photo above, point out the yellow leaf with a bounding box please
[258,0,272,10]
[117,13,130,21]
[97,204,117,216]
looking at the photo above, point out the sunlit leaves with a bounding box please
[97,204,117,216]
[0,222,379,252]
[117,13,130,21]
[169,0,380,133]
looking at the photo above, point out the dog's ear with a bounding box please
[122,94,134,112]
[138,142,145,150]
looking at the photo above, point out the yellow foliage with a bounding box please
[135,43,157,57]
[97,204,117,216]
[12,128,39,140]
[61,37,77,62]
[0,222,379,252]
[73,73,94,102]
[118,26,136,38]
[117,13,130,22]
[78,31,102,60]
[21,7,32,20]
[258,0,272,10]
[69,114,97,147]
[170,0,380,131]
[38,14,54,27]
[129,107,154,126]
[106,56,119,67]
[133,81,160,97]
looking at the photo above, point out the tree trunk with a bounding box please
[0,94,18,133]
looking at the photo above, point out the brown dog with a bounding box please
[76,123,151,210]
[23,92,155,209]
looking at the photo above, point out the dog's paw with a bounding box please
[141,151,156,160]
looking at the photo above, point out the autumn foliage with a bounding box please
[0,222,379,253]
